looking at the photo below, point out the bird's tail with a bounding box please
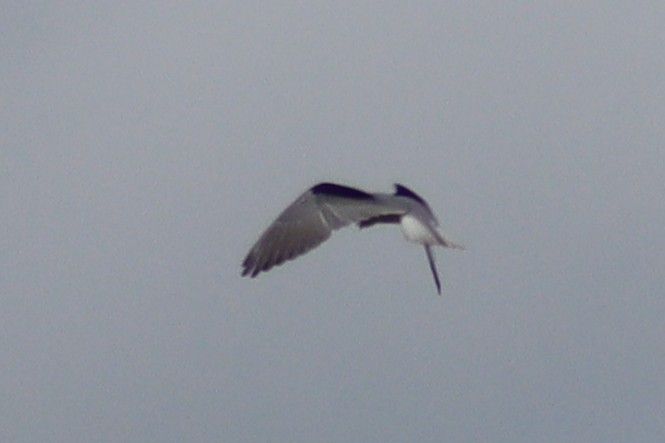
[434,229,465,250]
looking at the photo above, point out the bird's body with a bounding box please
[241,182,463,294]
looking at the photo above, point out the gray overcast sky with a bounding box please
[2,2,664,442]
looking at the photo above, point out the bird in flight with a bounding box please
[241,183,463,294]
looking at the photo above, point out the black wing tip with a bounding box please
[425,245,442,295]
[241,262,270,278]
[241,252,266,278]
[241,260,257,278]
[311,182,375,200]
[242,244,313,279]
[242,254,282,278]
[394,183,428,206]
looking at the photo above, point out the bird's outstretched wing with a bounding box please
[241,183,406,277]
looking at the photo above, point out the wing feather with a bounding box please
[242,190,333,277]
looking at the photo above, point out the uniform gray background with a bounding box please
[3,2,664,442]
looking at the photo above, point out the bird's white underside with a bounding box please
[400,214,439,245]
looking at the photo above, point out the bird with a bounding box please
[241,182,463,294]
